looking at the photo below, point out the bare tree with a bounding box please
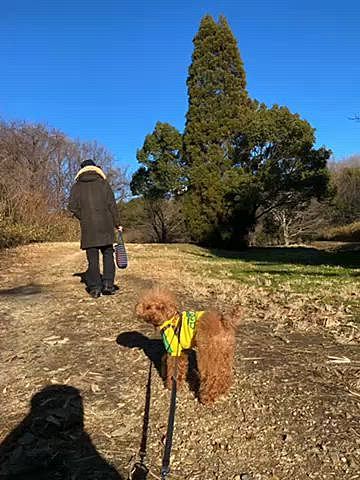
[270,199,331,245]
[266,156,360,245]
[0,120,128,233]
[0,121,70,222]
[144,198,187,243]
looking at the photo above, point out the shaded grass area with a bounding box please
[208,244,359,268]
[183,245,359,289]
[133,243,359,286]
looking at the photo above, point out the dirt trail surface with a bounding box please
[0,243,359,480]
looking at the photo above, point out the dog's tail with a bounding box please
[221,305,243,331]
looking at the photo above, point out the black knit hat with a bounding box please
[80,159,96,168]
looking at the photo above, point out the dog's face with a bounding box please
[135,288,178,327]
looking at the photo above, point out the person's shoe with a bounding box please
[89,288,102,298]
[102,281,116,295]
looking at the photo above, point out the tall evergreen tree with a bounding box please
[183,15,250,244]
[183,15,330,248]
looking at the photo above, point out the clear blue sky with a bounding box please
[1,0,359,172]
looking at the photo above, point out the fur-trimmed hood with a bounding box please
[75,165,106,181]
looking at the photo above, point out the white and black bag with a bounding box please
[115,231,128,269]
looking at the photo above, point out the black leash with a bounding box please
[160,357,179,479]
[160,316,182,479]
[130,362,152,480]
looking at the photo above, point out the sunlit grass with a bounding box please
[127,243,360,328]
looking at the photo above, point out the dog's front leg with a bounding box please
[165,354,188,390]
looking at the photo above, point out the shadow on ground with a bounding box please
[116,332,165,377]
[73,271,88,284]
[201,245,360,269]
[73,272,120,295]
[116,332,200,398]
[0,385,124,480]
[0,284,42,296]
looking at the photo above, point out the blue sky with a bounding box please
[1,0,359,172]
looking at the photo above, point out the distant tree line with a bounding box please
[125,15,357,248]
[0,120,128,248]
[253,155,360,245]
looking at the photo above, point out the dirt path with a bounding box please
[0,243,359,480]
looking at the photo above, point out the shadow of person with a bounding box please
[0,385,123,479]
[0,284,42,297]
[116,332,165,378]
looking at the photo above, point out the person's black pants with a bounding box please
[85,245,115,290]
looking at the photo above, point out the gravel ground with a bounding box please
[0,243,359,480]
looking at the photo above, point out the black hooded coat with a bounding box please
[68,169,120,249]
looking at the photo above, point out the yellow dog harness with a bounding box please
[160,311,205,356]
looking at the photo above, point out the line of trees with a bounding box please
[0,120,128,248]
[127,15,340,248]
[254,155,360,245]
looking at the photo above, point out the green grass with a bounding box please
[130,242,359,313]
[128,243,360,328]
[228,260,357,291]
[182,242,355,276]
[179,244,359,314]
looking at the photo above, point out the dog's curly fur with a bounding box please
[135,287,242,405]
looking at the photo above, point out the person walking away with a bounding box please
[68,159,122,298]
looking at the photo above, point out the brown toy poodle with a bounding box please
[135,288,242,405]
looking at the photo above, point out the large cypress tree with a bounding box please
[183,15,250,244]
[183,16,330,248]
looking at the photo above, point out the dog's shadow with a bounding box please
[116,332,165,377]
[116,332,200,396]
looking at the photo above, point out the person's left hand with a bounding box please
[116,225,123,232]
